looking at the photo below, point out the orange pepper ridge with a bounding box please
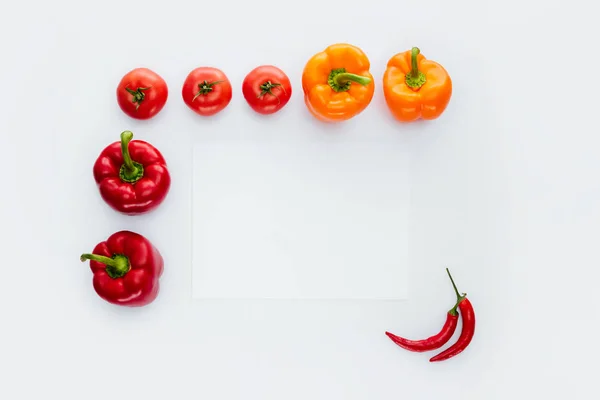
[302,43,375,122]
[383,47,452,122]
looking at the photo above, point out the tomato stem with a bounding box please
[119,131,144,184]
[125,86,151,110]
[193,80,223,101]
[257,81,284,104]
[405,47,427,90]
[80,253,131,279]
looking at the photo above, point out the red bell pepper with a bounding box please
[80,230,164,307]
[93,130,171,215]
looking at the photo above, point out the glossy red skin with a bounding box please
[116,68,168,120]
[242,65,292,114]
[93,140,171,215]
[430,298,476,362]
[386,311,459,352]
[88,231,164,307]
[182,67,232,116]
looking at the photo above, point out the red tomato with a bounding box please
[242,65,292,115]
[116,68,168,120]
[182,67,232,116]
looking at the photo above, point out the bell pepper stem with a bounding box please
[446,268,466,315]
[118,131,144,183]
[80,253,117,266]
[120,131,137,175]
[328,68,371,92]
[405,47,427,89]
[410,47,420,78]
[80,253,130,279]
[333,73,371,87]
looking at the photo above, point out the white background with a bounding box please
[192,136,410,299]
[0,0,598,399]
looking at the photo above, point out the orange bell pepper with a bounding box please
[302,43,374,122]
[383,47,452,122]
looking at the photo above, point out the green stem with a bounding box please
[120,131,136,172]
[410,47,420,78]
[328,68,371,92]
[193,80,223,101]
[334,73,371,87]
[119,131,144,183]
[125,86,151,110]
[80,253,131,279]
[446,268,466,316]
[405,47,427,89]
[255,81,285,105]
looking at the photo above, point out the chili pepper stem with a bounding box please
[446,268,467,315]
[80,253,131,279]
[328,68,371,92]
[405,47,427,90]
[119,131,144,184]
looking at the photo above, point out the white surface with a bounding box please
[192,140,409,299]
[1,0,599,399]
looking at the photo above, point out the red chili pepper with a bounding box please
[385,273,465,352]
[429,268,476,362]
[93,130,171,215]
[79,230,164,307]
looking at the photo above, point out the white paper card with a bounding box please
[192,140,409,299]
